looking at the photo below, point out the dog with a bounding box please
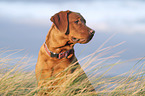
[35,10,95,95]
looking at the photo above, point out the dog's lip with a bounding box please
[71,37,86,43]
[71,34,94,44]
[80,35,94,44]
[79,39,86,42]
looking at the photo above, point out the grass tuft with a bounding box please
[0,40,145,95]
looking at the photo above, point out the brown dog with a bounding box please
[35,10,95,95]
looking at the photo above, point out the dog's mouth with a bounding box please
[71,30,95,44]
[71,37,85,42]
[71,36,93,44]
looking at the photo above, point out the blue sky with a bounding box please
[1,0,145,34]
[0,0,145,75]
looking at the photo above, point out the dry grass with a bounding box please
[0,37,145,96]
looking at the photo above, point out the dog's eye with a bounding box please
[74,20,79,24]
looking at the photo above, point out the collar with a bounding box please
[44,42,74,59]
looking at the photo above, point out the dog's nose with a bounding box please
[89,30,95,35]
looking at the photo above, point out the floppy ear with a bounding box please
[50,10,71,33]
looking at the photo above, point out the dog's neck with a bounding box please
[45,24,74,54]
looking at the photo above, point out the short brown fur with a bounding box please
[35,10,95,95]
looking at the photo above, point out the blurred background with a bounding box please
[0,0,145,75]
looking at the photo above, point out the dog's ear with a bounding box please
[50,10,71,34]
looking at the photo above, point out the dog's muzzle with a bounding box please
[71,29,95,44]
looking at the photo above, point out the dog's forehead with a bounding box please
[69,12,85,20]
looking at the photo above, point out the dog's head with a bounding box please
[50,10,95,44]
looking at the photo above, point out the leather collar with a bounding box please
[44,42,73,59]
